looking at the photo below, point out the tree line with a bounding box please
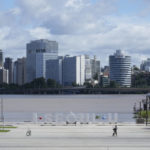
[1,72,150,90]
[0,78,62,90]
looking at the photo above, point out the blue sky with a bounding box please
[0,0,150,66]
[1,0,145,16]
[0,0,15,10]
[117,0,141,15]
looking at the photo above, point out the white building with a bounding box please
[85,55,92,80]
[63,55,85,86]
[0,68,9,84]
[85,55,100,81]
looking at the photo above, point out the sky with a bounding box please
[0,0,150,66]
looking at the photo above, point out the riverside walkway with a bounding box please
[0,124,150,150]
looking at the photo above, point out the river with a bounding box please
[0,94,146,123]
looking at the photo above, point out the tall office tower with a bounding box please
[13,58,26,85]
[26,39,58,83]
[109,50,131,87]
[4,57,13,84]
[0,49,3,68]
[85,55,92,80]
[0,68,9,84]
[63,55,85,86]
[140,58,150,72]
[46,57,63,84]
[90,56,100,80]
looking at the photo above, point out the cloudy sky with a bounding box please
[0,0,150,66]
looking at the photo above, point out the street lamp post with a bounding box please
[139,102,142,117]
[146,96,149,126]
[0,98,4,130]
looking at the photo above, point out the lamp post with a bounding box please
[146,95,149,126]
[0,98,4,130]
[139,102,141,117]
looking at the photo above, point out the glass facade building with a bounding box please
[4,57,13,84]
[26,39,58,83]
[46,58,63,84]
[109,50,131,87]
[140,58,150,72]
[0,49,3,68]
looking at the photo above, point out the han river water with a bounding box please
[1,94,146,123]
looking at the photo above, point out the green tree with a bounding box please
[109,81,119,88]
[47,79,57,88]
[8,84,19,90]
[132,72,150,88]
[23,83,32,89]
[84,82,93,88]
[72,82,78,87]
[32,77,47,89]
[93,73,99,80]
[0,83,9,89]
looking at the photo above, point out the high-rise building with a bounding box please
[63,55,85,86]
[0,50,9,84]
[90,56,100,80]
[26,39,58,83]
[0,68,9,84]
[4,57,13,84]
[85,55,92,80]
[13,58,26,85]
[140,58,150,72]
[85,55,100,81]
[109,50,131,87]
[0,49,3,68]
[36,53,57,79]
[46,57,63,84]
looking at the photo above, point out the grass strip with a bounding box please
[0,126,17,129]
[0,130,10,132]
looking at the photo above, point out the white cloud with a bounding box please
[15,0,117,34]
[29,27,52,39]
[0,0,150,66]
[0,27,10,40]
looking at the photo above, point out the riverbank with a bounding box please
[1,88,150,94]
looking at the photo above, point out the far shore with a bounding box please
[1,87,150,94]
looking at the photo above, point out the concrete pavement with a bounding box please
[0,124,150,150]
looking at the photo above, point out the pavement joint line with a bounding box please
[0,146,150,148]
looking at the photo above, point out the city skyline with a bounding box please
[1,40,149,68]
[0,0,150,66]
[0,40,101,86]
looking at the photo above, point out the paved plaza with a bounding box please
[0,124,150,150]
